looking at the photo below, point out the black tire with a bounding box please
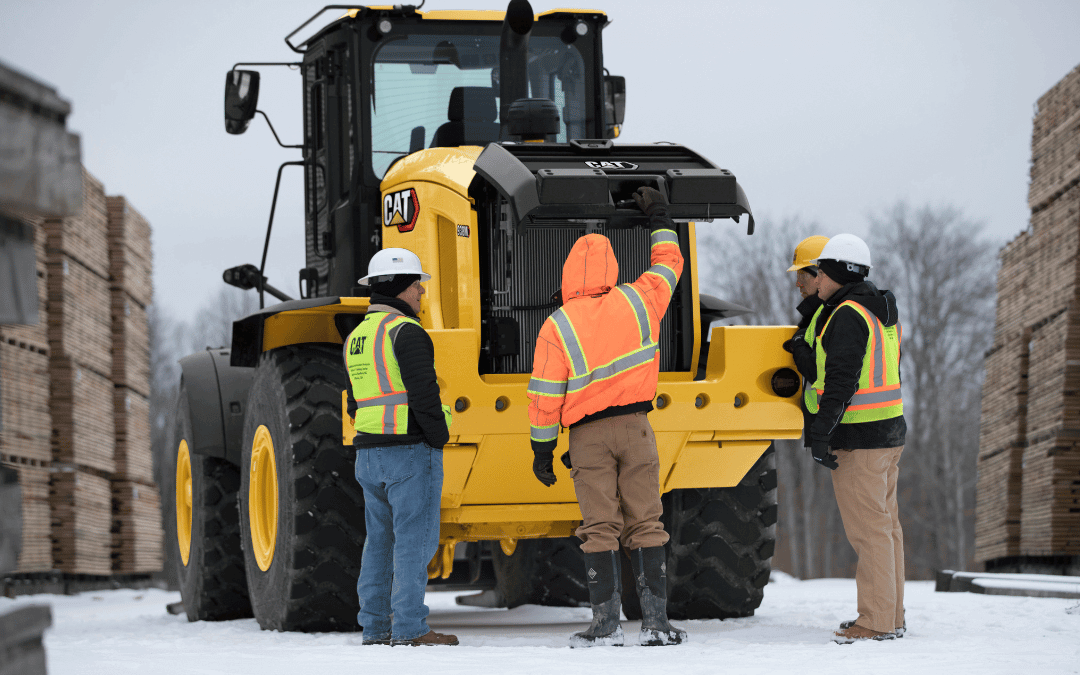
[623,444,778,620]
[238,345,366,632]
[492,537,589,608]
[166,383,252,621]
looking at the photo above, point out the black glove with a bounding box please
[560,451,572,470]
[783,327,807,354]
[632,186,667,216]
[533,451,557,486]
[810,441,839,470]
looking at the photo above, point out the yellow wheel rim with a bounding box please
[176,440,193,566]
[249,425,279,572]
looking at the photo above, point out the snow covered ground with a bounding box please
[3,574,1078,675]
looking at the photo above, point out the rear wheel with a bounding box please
[166,384,252,621]
[623,444,778,620]
[239,345,366,632]
[492,537,589,608]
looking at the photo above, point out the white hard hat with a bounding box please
[815,233,872,270]
[358,248,431,285]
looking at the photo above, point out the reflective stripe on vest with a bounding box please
[531,285,657,441]
[346,312,420,435]
[804,300,903,424]
[550,287,658,394]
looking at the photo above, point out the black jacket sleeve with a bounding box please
[790,331,816,383]
[393,323,450,450]
[809,305,869,446]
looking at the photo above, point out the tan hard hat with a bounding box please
[787,235,830,272]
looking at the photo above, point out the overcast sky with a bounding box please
[3,1,1078,321]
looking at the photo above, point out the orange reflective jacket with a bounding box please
[527,228,684,446]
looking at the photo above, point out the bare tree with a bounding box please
[868,202,997,575]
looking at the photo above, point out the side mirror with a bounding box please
[224,70,260,135]
[604,75,626,138]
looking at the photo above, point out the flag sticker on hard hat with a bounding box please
[383,188,420,233]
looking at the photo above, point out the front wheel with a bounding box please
[238,345,366,632]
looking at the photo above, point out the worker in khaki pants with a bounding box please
[527,187,686,648]
[791,234,907,644]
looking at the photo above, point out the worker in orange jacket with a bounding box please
[527,186,687,648]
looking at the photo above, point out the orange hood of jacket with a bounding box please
[562,234,619,303]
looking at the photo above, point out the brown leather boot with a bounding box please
[833,624,896,644]
[394,630,459,646]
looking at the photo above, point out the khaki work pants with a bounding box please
[569,412,669,553]
[832,445,906,634]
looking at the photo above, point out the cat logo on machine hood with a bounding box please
[383,188,420,232]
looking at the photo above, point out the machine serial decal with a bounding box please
[457,224,470,238]
[384,188,420,232]
[585,160,638,170]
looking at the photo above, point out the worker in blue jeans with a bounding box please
[345,248,456,646]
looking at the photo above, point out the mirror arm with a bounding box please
[257,111,303,149]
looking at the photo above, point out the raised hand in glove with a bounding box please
[533,451,557,487]
[632,186,667,216]
[810,441,839,470]
[782,327,807,354]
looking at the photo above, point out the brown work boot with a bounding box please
[393,630,459,646]
[833,624,896,644]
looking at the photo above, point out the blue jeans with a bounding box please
[354,441,443,641]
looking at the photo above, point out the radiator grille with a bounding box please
[485,224,678,374]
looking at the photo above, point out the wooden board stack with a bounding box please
[975,63,1080,563]
[0,341,51,464]
[0,460,51,572]
[105,196,153,486]
[110,480,163,573]
[0,166,160,576]
[975,331,1029,561]
[50,469,112,576]
[104,195,158,571]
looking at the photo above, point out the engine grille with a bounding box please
[485,224,678,374]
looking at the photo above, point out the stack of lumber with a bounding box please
[1,166,160,576]
[975,330,1030,561]
[50,469,111,575]
[976,64,1080,563]
[0,341,51,463]
[106,196,153,486]
[1028,64,1080,214]
[44,168,115,475]
[110,480,163,573]
[0,459,51,572]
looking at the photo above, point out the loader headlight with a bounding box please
[771,368,800,398]
[377,18,393,35]
[575,21,588,36]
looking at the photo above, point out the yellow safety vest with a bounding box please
[804,300,903,424]
[345,312,420,435]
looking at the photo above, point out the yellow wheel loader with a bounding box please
[165,1,802,632]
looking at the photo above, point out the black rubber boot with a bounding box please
[569,550,625,647]
[629,546,687,646]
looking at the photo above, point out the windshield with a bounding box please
[370,32,589,177]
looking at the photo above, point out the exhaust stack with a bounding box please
[499,0,534,139]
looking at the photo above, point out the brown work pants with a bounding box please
[569,412,669,553]
[832,445,906,634]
